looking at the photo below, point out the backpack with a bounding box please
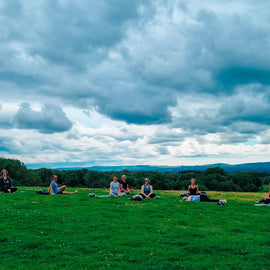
[130,195,144,201]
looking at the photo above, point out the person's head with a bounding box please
[113,174,118,182]
[183,196,191,201]
[51,175,58,182]
[144,178,150,185]
[1,169,8,177]
[191,178,196,185]
[121,175,127,182]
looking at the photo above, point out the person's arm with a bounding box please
[109,184,112,195]
[120,183,123,189]
[196,185,201,194]
[126,184,129,191]
[0,177,3,190]
[7,177,12,192]
[141,185,146,197]
[49,184,53,194]
[187,185,191,194]
[147,185,153,198]
[118,184,120,196]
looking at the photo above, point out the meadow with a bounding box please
[0,188,269,270]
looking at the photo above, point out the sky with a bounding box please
[1,0,270,168]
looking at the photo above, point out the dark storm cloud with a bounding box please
[195,10,270,91]
[0,136,13,153]
[0,71,41,87]
[218,88,270,126]
[147,130,186,144]
[215,132,256,145]
[144,8,270,95]
[96,86,174,124]
[85,2,270,125]
[13,103,72,133]
[171,83,270,141]
[0,0,151,70]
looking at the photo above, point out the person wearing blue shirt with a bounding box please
[109,175,120,197]
[140,178,156,199]
[49,175,78,195]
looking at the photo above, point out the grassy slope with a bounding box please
[0,188,269,270]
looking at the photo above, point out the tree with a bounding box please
[231,172,262,192]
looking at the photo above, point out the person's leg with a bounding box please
[58,186,77,194]
[10,188,17,193]
[58,185,66,192]
[129,189,134,192]
[265,199,270,204]
[139,193,146,199]
[200,194,219,203]
[149,193,156,198]
[62,190,78,194]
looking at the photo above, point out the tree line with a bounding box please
[1,157,269,192]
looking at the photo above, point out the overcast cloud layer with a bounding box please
[1,0,270,167]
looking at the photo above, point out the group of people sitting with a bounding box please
[1,169,270,205]
[109,174,156,199]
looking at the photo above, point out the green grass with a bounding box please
[0,188,269,270]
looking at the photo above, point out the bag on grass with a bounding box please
[130,195,144,201]
[217,201,225,206]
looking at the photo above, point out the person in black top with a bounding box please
[258,184,270,204]
[0,169,17,193]
[187,178,200,195]
[120,175,133,194]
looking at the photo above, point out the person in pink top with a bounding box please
[120,175,133,194]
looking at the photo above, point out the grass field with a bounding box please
[0,188,269,270]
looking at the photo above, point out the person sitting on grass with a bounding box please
[140,178,156,199]
[120,175,133,194]
[109,175,120,197]
[183,194,227,205]
[258,184,270,204]
[188,178,201,195]
[49,175,78,195]
[0,169,17,193]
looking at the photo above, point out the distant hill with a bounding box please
[27,162,270,174]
